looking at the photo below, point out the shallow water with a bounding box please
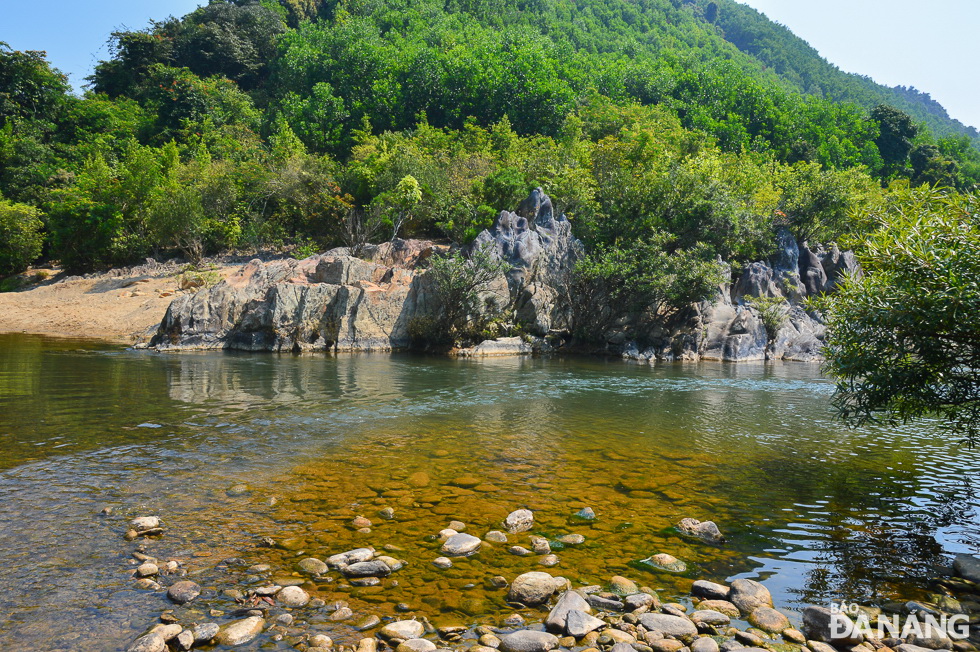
[0,334,978,651]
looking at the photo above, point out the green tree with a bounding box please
[0,198,44,276]
[871,104,918,178]
[822,187,980,444]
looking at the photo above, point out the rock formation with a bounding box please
[150,189,857,361]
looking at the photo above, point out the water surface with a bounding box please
[0,334,978,651]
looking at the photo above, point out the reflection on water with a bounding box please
[0,334,978,651]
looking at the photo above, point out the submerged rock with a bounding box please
[677,518,725,543]
[441,533,482,557]
[504,509,535,534]
[641,553,687,573]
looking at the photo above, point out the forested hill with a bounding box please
[706,0,979,146]
[2,0,979,277]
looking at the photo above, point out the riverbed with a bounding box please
[0,334,978,651]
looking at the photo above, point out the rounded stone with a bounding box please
[441,533,482,557]
[504,509,535,534]
[748,607,791,633]
[508,572,562,606]
[277,586,311,607]
[485,531,508,543]
[499,630,560,652]
[433,557,453,569]
[398,639,437,652]
[297,558,329,575]
[380,620,426,641]
[558,534,585,545]
[217,616,265,646]
[167,581,201,605]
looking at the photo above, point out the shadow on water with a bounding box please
[0,334,978,650]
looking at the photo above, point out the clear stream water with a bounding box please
[1,334,978,652]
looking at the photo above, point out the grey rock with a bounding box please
[691,638,720,652]
[192,623,219,644]
[677,518,725,543]
[953,554,980,583]
[342,560,392,578]
[498,630,560,652]
[566,609,606,637]
[131,516,161,532]
[748,607,791,633]
[508,572,562,606]
[729,579,773,614]
[625,592,658,611]
[587,594,625,612]
[277,585,310,607]
[297,557,329,575]
[380,620,426,641]
[575,507,597,520]
[896,645,938,652]
[441,533,482,557]
[696,600,740,618]
[398,639,437,652]
[217,616,265,646]
[504,509,535,534]
[545,590,592,632]
[127,633,166,652]
[801,606,862,645]
[328,548,375,567]
[638,614,698,639]
[690,610,731,627]
[166,581,201,605]
[174,630,194,651]
[692,580,731,601]
[432,557,453,569]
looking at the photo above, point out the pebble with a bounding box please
[508,572,563,606]
[509,546,533,556]
[193,623,219,644]
[539,554,560,567]
[448,520,466,531]
[330,607,354,621]
[380,507,396,519]
[485,531,508,543]
[433,557,453,569]
[136,563,159,577]
[356,615,382,631]
[610,576,639,596]
[352,516,373,529]
[558,534,585,545]
[575,507,597,520]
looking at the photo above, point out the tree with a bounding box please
[822,187,980,444]
[871,104,918,178]
[417,247,510,345]
[0,198,44,276]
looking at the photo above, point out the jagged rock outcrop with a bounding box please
[150,187,857,360]
[473,188,584,335]
[624,230,860,362]
[151,246,437,352]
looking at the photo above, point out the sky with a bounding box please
[2,0,978,130]
[736,0,980,130]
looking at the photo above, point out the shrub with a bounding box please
[0,199,44,276]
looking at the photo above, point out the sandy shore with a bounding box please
[0,262,239,344]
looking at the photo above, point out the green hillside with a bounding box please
[1,0,978,276]
[705,0,979,145]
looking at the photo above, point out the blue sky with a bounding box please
[3,0,978,130]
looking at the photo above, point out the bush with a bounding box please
[0,199,44,276]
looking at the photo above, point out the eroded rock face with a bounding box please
[472,188,584,335]
[152,252,435,353]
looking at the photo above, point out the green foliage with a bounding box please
[419,247,511,346]
[746,295,788,349]
[0,198,44,276]
[569,233,726,343]
[822,187,980,445]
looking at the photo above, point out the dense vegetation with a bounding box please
[822,187,980,446]
[1,0,979,280]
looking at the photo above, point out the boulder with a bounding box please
[748,607,791,633]
[566,610,606,637]
[637,613,698,639]
[504,509,535,534]
[678,518,725,543]
[166,581,201,605]
[217,617,265,646]
[953,554,980,583]
[801,606,863,645]
[508,572,562,606]
[728,579,772,614]
[545,590,591,632]
[441,533,482,557]
[692,581,731,601]
[498,630,560,652]
[380,620,426,641]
